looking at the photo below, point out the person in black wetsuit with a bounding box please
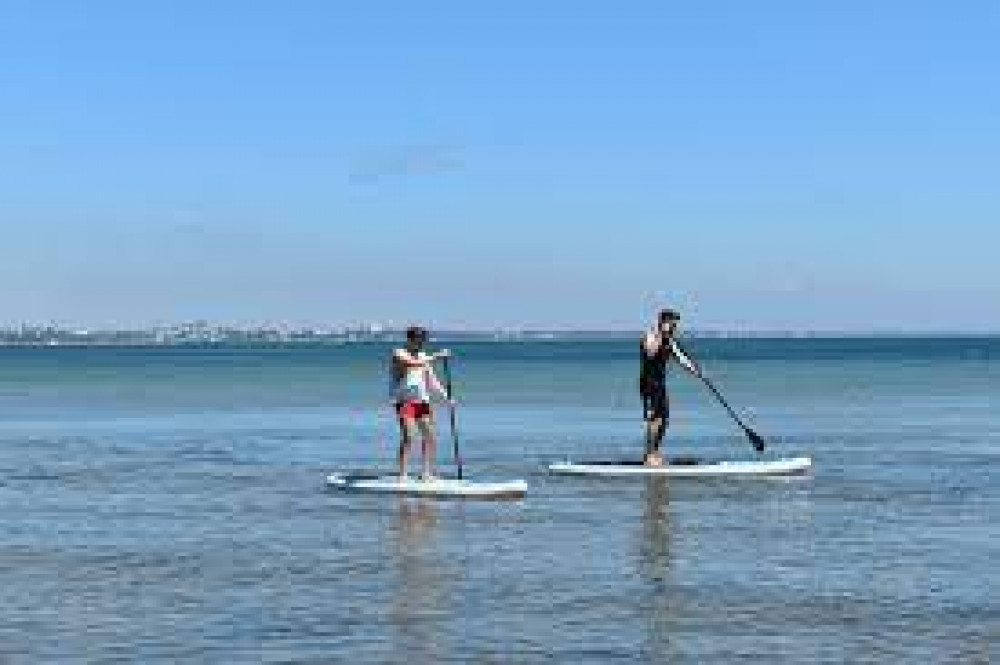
[640,309,698,465]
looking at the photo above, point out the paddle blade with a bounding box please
[745,426,766,452]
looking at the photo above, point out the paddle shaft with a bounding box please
[441,356,463,479]
[672,338,766,452]
[699,375,752,434]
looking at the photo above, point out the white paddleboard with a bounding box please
[326,473,528,499]
[548,456,812,477]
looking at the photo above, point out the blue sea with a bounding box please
[1,338,997,663]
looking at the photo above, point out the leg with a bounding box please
[644,416,664,465]
[397,414,419,479]
[416,413,437,480]
[643,389,668,465]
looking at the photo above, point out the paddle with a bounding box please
[441,355,464,479]
[670,338,766,453]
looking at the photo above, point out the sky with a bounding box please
[1,1,998,331]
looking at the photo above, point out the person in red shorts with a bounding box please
[391,326,452,481]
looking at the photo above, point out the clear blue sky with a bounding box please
[2,1,998,331]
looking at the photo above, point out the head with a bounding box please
[657,309,680,335]
[405,326,429,350]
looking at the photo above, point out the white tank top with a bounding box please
[394,353,431,403]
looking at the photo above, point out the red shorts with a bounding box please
[395,401,432,420]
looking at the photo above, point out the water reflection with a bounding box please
[638,477,672,581]
[636,477,675,660]
[387,499,452,662]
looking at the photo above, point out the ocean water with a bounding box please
[0,338,997,663]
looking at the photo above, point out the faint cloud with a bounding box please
[348,143,465,182]
[167,219,208,236]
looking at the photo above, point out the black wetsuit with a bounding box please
[640,335,671,420]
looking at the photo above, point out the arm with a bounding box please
[393,348,450,367]
[425,365,451,401]
[393,348,429,368]
[641,330,661,357]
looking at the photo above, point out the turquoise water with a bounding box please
[1,339,997,662]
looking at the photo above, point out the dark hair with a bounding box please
[658,309,681,324]
[405,326,429,342]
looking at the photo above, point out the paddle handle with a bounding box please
[442,356,463,479]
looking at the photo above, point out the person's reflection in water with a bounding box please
[387,498,451,662]
[637,477,676,660]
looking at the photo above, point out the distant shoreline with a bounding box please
[0,330,996,348]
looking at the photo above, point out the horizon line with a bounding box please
[1,323,998,338]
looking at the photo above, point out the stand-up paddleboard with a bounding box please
[548,456,811,478]
[330,354,528,499]
[327,473,528,499]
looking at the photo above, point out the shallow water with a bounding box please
[1,339,997,662]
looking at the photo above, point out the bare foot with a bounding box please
[643,453,664,467]
[420,471,438,482]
